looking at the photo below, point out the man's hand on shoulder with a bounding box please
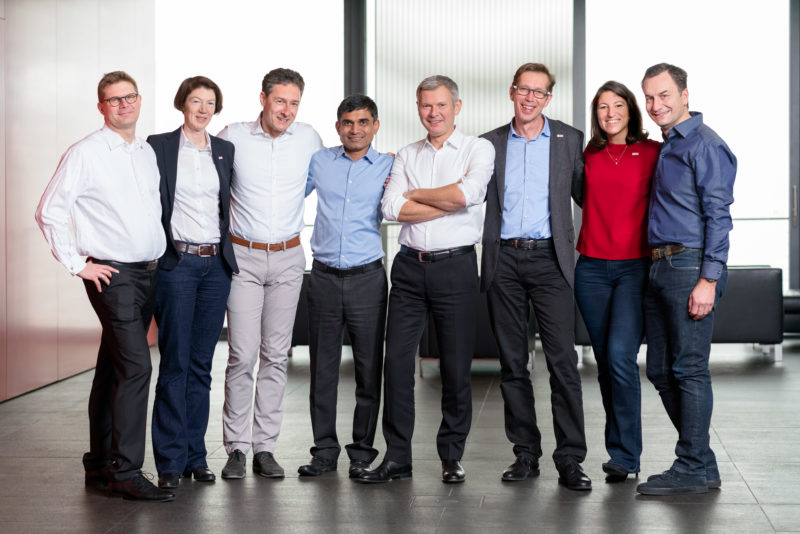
[78,260,120,293]
[688,278,717,321]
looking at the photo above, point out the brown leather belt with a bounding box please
[174,241,218,257]
[230,234,301,251]
[651,244,687,260]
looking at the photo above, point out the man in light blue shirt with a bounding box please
[298,94,393,478]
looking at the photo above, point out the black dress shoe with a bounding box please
[354,459,412,484]
[221,449,246,479]
[158,473,180,489]
[85,469,108,488]
[349,459,371,479]
[298,456,337,477]
[109,472,175,502]
[602,462,633,483]
[558,462,592,491]
[502,456,540,481]
[183,467,216,482]
[442,460,465,483]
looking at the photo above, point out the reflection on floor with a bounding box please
[1,340,799,533]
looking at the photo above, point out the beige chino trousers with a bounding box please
[222,242,305,454]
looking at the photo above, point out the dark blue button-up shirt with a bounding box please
[647,112,736,280]
[306,145,393,269]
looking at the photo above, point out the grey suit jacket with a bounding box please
[479,119,584,292]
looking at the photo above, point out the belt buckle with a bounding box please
[197,245,214,257]
[418,251,432,263]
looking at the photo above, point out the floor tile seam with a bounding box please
[757,503,779,532]
[472,376,497,426]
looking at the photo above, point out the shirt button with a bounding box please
[346,198,350,202]
[342,236,347,240]
[349,180,352,184]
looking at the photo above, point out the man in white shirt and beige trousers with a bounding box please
[217,68,322,479]
[356,75,494,484]
[36,71,172,502]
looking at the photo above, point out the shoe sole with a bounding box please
[253,467,285,478]
[298,467,336,477]
[602,464,633,483]
[501,469,540,482]
[442,477,465,484]
[352,472,412,484]
[636,484,708,495]
[221,472,245,480]
[558,478,592,491]
[109,489,176,502]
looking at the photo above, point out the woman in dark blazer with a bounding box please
[147,76,237,488]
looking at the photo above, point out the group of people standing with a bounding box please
[34,59,735,504]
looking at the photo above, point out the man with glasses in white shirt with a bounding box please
[356,75,494,484]
[36,71,171,502]
[217,68,322,480]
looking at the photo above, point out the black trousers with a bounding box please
[307,260,387,462]
[382,250,477,464]
[487,245,587,468]
[82,261,158,481]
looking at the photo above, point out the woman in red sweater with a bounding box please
[575,81,659,482]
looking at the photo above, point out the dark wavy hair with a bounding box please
[588,80,648,149]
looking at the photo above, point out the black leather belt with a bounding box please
[91,258,159,271]
[501,238,553,250]
[400,245,474,263]
[175,241,219,257]
[651,244,691,260]
[312,258,383,277]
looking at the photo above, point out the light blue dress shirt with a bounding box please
[500,118,552,239]
[306,145,394,268]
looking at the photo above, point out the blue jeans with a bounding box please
[152,253,231,475]
[575,255,648,473]
[644,248,726,479]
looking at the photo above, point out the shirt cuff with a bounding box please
[383,195,408,222]
[700,260,724,281]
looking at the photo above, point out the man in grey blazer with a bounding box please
[480,62,590,491]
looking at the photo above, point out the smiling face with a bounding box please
[510,71,552,129]
[417,85,461,144]
[260,83,301,138]
[336,108,380,160]
[97,81,141,137]
[182,87,217,134]
[642,70,690,134]
[596,90,630,144]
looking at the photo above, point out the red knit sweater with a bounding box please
[576,139,661,260]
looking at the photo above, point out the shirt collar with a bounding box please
[250,113,296,138]
[425,125,464,150]
[179,127,212,152]
[508,116,550,140]
[668,111,703,140]
[335,145,380,163]
[101,124,143,150]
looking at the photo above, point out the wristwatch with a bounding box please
[704,278,717,283]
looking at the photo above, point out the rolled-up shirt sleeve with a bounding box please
[696,141,736,280]
[381,149,410,222]
[456,137,495,208]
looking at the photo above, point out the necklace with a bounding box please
[605,144,627,165]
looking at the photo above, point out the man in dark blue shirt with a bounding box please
[637,63,736,496]
[297,95,393,479]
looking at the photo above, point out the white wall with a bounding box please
[585,0,791,283]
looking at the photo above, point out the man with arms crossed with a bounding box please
[298,94,393,479]
[637,63,735,496]
[481,63,590,490]
[218,68,323,479]
[356,75,494,484]
[36,71,172,502]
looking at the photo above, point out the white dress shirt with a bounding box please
[381,127,494,251]
[35,126,166,275]
[171,128,221,244]
[218,116,323,243]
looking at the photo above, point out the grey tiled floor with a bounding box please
[1,340,799,533]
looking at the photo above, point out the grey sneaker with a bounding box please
[221,449,246,479]
[253,451,285,478]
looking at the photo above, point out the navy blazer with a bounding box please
[147,127,238,273]
[480,119,584,291]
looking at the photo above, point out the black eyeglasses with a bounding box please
[103,93,139,106]
[512,86,550,100]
